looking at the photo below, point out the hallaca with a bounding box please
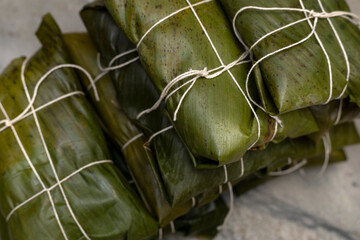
[79,2,240,209]
[0,14,158,240]
[1,1,360,239]
[63,27,359,233]
[63,32,195,227]
[80,0,359,211]
[220,0,360,114]
[103,0,327,166]
[78,2,324,212]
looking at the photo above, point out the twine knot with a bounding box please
[199,67,209,77]
[271,115,283,127]
[309,10,329,18]
[4,120,12,127]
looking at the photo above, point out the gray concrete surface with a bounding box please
[0,0,359,240]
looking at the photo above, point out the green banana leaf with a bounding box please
[233,121,360,194]
[0,14,158,240]
[234,149,346,196]
[220,0,360,114]
[309,98,360,142]
[235,148,347,196]
[104,0,322,166]
[79,2,245,207]
[306,149,346,167]
[107,139,133,182]
[63,32,193,227]
[79,2,321,209]
[265,149,346,174]
[78,2,359,230]
[79,2,354,208]
[174,196,229,239]
[0,214,9,240]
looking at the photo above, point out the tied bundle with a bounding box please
[0,0,360,239]
[0,14,158,240]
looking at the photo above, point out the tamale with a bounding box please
[79,2,321,208]
[103,0,324,165]
[79,2,242,208]
[220,0,360,114]
[63,32,193,226]
[0,14,157,240]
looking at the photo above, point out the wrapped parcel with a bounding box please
[0,14,158,240]
[220,0,360,114]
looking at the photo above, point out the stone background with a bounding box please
[0,1,359,240]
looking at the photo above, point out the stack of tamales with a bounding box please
[0,0,360,239]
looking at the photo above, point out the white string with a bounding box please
[121,133,144,151]
[239,157,245,178]
[223,165,228,184]
[244,17,320,114]
[218,185,223,194]
[218,165,228,194]
[145,126,174,145]
[233,6,360,49]
[0,102,69,240]
[98,56,140,72]
[317,131,331,177]
[232,4,360,113]
[170,221,176,234]
[88,56,140,91]
[269,121,279,142]
[217,165,234,230]
[0,91,84,133]
[0,63,100,128]
[217,182,234,231]
[191,197,196,208]
[158,228,163,240]
[136,0,261,150]
[20,59,91,240]
[97,49,137,72]
[315,0,351,99]
[6,160,113,221]
[90,0,213,89]
[136,0,213,49]
[269,159,308,177]
[334,99,344,125]
[299,0,333,104]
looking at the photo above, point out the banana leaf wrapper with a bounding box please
[104,0,321,166]
[79,2,323,210]
[234,149,347,196]
[107,139,133,182]
[234,121,360,195]
[309,98,360,142]
[0,14,158,240]
[63,33,193,227]
[305,149,347,167]
[0,214,9,240]
[174,196,229,239]
[220,0,360,114]
[80,2,244,207]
